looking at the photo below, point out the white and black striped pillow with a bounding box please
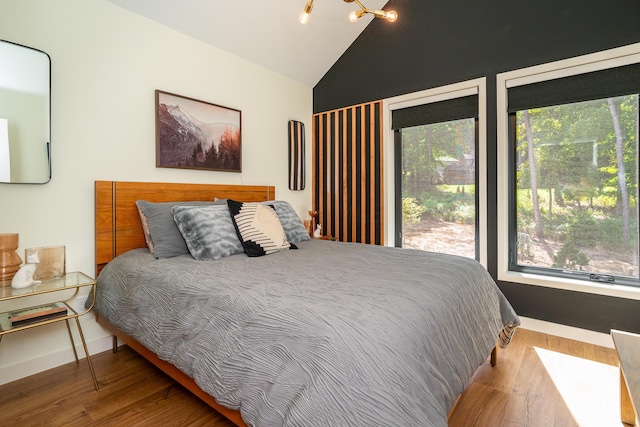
[227,200,294,257]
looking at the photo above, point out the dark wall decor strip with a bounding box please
[312,101,384,245]
[288,120,305,191]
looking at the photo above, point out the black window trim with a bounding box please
[506,107,640,288]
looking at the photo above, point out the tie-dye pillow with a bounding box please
[171,204,244,260]
[263,200,310,243]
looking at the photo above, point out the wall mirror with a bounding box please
[0,40,51,184]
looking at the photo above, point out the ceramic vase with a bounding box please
[0,233,22,287]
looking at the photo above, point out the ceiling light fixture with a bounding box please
[299,0,398,24]
[299,0,314,24]
[345,0,398,22]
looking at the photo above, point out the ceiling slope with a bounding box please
[107,0,388,87]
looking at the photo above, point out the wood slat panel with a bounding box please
[312,101,384,244]
[342,109,349,239]
[327,112,333,238]
[351,107,357,241]
[360,105,367,241]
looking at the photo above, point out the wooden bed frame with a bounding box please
[94,180,276,427]
[94,180,497,425]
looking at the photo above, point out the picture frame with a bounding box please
[155,90,242,172]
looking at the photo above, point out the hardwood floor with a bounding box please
[0,328,626,426]
[449,328,623,427]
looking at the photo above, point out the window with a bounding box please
[384,79,487,265]
[395,117,479,260]
[510,95,638,284]
[498,45,640,293]
[387,83,486,263]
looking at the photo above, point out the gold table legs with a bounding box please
[65,318,99,391]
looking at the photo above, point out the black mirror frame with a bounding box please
[0,39,51,185]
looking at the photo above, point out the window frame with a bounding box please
[497,42,640,300]
[383,78,487,267]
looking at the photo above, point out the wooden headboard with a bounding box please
[95,180,275,277]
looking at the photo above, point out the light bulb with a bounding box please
[299,0,314,24]
[349,9,366,22]
[385,10,398,22]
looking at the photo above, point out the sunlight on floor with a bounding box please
[534,347,620,427]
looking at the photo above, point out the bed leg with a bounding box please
[490,346,497,366]
[112,335,118,353]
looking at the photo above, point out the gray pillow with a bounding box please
[136,200,225,258]
[263,200,310,243]
[171,204,244,260]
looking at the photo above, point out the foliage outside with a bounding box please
[400,119,477,259]
[515,95,638,278]
[402,197,426,224]
[400,95,639,281]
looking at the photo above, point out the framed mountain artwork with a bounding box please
[155,90,241,172]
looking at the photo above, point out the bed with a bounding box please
[93,180,520,427]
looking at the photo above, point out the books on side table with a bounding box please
[8,302,68,327]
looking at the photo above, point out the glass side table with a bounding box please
[0,272,98,390]
[612,329,640,426]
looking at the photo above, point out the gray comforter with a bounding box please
[94,240,519,427]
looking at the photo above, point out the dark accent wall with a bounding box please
[313,0,640,334]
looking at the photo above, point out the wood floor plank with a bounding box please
[84,374,183,421]
[449,382,509,426]
[472,328,528,393]
[502,392,532,427]
[510,345,562,426]
[0,329,622,426]
[593,342,620,366]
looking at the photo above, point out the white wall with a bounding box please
[0,0,312,384]
[0,118,9,182]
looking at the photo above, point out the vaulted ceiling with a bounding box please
[107,0,389,87]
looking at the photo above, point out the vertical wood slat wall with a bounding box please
[312,100,384,245]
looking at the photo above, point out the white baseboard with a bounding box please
[0,335,115,386]
[519,316,614,348]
